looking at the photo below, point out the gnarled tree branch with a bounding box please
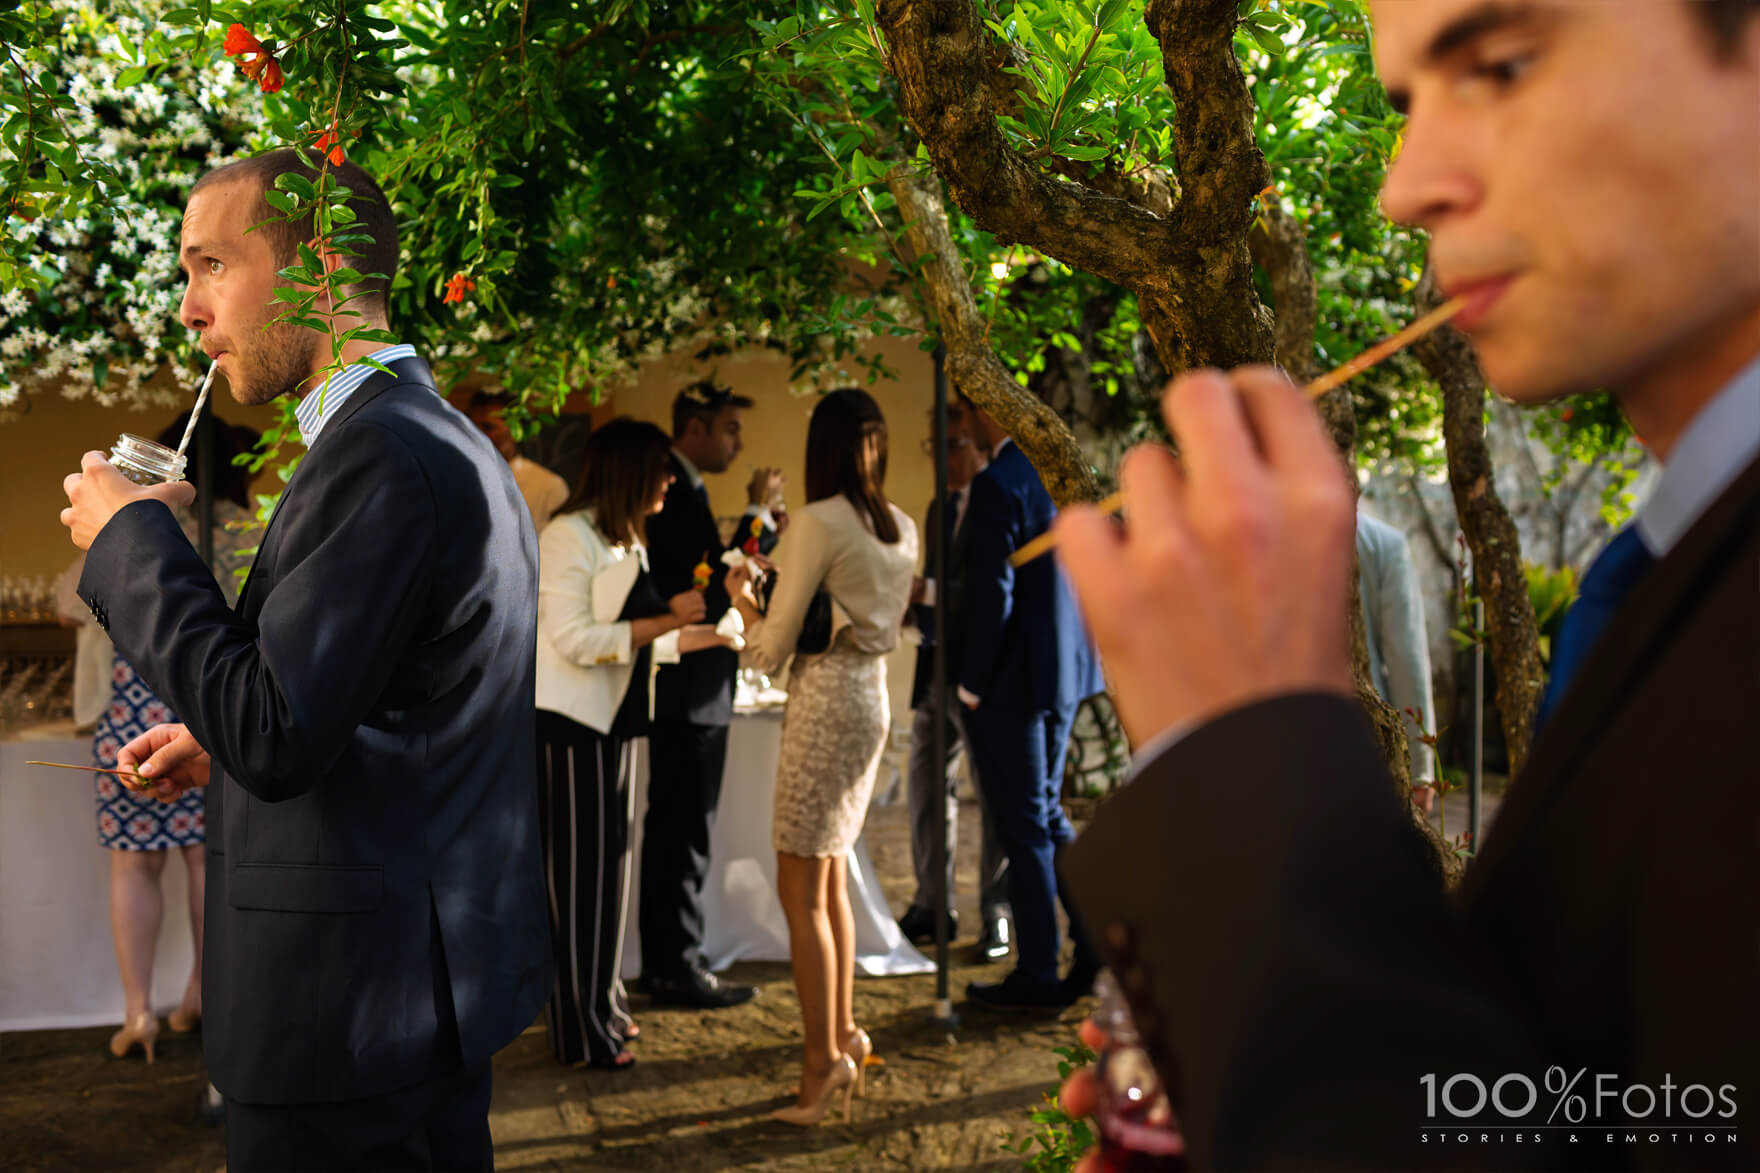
[1413,268,1544,776]
[887,162,1101,505]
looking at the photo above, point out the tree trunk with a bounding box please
[1412,269,1544,777]
[885,163,1101,505]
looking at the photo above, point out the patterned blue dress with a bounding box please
[93,659,204,850]
[91,501,254,852]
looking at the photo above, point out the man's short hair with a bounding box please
[1693,0,1760,57]
[670,379,755,438]
[189,148,399,312]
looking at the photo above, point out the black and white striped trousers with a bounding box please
[535,709,637,1067]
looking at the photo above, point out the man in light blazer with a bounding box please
[1356,511,1437,792]
[61,150,549,1170]
[956,392,1106,1010]
[1053,2,1759,1168]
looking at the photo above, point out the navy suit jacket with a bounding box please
[79,357,551,1105]
[644,452,777,726]
[958,441,1103,715]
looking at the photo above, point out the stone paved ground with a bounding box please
[1,791,1084,1173]
[0,777,1508,1173]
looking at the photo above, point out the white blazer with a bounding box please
[535,510,681,733]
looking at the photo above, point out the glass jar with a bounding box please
[1092,969,1185,1170]
[109,433,187,486]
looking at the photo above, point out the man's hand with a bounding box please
[1055,368,1356,749]
[668,590,708,625]
[910,575,927,605]
[61,452,195,550]
[1059,1019,1186,1172]
[117,723,212,803]
[722,561,757,606]
[746,466,784,508]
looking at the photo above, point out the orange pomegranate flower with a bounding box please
[442,274,477,304]
[313,124,345,166]
[223,24,261,56]
[225,23,285,94]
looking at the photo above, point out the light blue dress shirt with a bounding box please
[294,343,417,447]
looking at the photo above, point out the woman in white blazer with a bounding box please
[535,418,730,1071]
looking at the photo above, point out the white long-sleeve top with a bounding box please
[745,495,918,677]
[535,509,682,733]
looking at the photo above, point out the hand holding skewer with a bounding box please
[1009,296,1467,568]
[1040,297,1467,750]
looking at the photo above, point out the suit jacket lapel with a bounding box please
[238,356,439,612]
[1465,451,1760,890]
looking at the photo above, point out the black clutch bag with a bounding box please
[753,568,833,655]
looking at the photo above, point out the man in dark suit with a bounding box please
[956,393,1106,1009]
[60,150,550,1170]
[1053,2,1759,1168]
[639,381,781,1008]
[897,401,1010,961]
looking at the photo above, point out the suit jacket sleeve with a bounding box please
[957,473,1015,700]
[79,421,439,803]
[1060,694,1544,1170]
[745,508,834,678]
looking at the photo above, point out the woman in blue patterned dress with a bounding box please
[94,417,256,1062]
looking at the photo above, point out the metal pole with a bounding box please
[1470,597,1484,852]
[930,341,957,1030]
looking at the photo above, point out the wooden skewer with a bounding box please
[26,760,152,788]
[1008,295,1469,568]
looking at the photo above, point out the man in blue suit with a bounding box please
[955,392,1106,1009]
[61,150,549,1170]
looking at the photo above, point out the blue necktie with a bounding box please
[1534,526,1656,731]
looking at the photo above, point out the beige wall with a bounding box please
[602,336,940,731]
[3,337,942,727]
[0,392,288,587]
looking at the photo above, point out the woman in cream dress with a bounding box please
[726,388,916,1125]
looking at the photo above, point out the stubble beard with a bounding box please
[227,315,318,407]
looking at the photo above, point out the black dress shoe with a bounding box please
[974,916,1010,964]
[897,906,956,945]
[643,967,758,1009]
[965,973,1067,1011]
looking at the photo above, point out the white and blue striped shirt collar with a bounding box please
[295,343,417,446]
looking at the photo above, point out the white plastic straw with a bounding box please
[174,361,218,461]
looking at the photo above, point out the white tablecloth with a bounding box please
[0,729,197,1032]
[0,712,926,1032]
[623,707,930,979]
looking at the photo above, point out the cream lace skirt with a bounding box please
[772,643,890,857]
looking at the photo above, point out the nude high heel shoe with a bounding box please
[772,1054,856,1126]
[109,1012,159,1063]
[844,1028,872,1097]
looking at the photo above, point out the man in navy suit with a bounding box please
[61,150,549,1170]
[955,392,1105,1009]
[639,381,782,1008]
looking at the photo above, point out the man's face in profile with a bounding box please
[177,179,316,407]
[696,406,744,473]
[1373,0,1760,404]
